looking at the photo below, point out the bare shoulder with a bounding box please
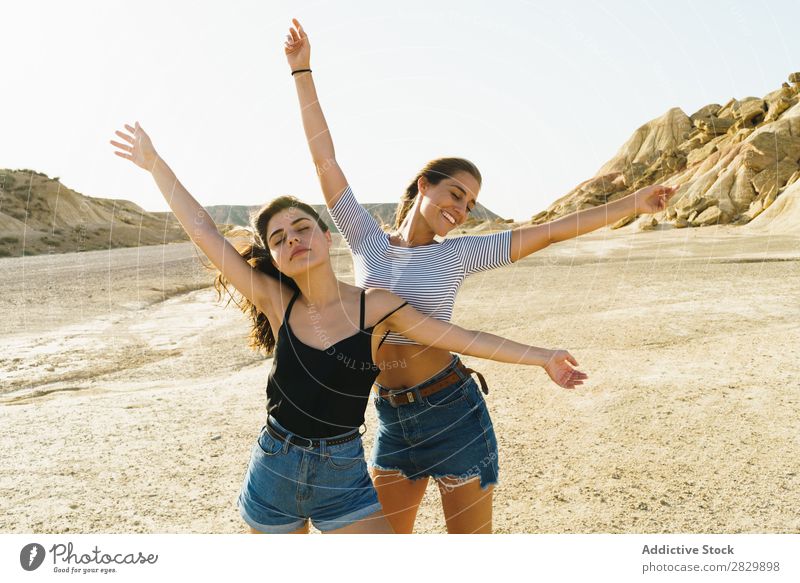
[364,287,403,307]
[364,288,408,325]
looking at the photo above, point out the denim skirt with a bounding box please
[371,356,499,490]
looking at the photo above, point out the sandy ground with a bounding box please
[1,225,799,534]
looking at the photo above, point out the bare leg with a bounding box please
[324,510,394,534]
[437,478,493,534]
[247,520,309,534]
[371,468,429,534]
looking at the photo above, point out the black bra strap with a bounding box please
[374,301,409,327]
[359,289,366,331]
[374,301,408,351]
[377,330,391,350]
[284,288,301,323]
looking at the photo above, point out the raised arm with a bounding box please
[372,291,587,389]
[509,184,676,262]
[284,18,348,208]
[110,122,277,316]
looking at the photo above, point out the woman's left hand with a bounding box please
[543,350,587,390]
[634,184,676,214]
[285,18,310,71]
[110,122,158,171]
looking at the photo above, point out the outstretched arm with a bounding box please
[284,18,348,208]
[509,185,676,262]
[111,123,276,316]
[376,293,587,389]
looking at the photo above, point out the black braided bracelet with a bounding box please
[291,68,312,76]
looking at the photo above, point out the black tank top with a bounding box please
[266,289,407,438]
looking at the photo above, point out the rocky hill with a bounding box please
[0,170,188,257]
[0,170,507,257]
[205,199,505,233]
[532,72,800,233]
[8,71,798,260]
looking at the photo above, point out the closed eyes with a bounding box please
[451,191,476,212]
[270,224,311,246]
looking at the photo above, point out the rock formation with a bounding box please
[206,200,504,233]
[0,170,187,257]
[0,169,506,257]
[531,73,800,233]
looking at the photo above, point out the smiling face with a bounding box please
[265,207,332,278]
[417,170,481,236]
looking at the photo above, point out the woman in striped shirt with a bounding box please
[285,19,674,533]
[112,122,586,534]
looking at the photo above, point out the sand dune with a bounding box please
[1,228,799,533]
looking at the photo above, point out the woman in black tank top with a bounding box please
[267,287,407,439]
[111,123,587,534]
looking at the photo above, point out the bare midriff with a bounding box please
[375,343,454,390]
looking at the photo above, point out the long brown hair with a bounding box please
[214,196,329,354]
[393,158,482,229]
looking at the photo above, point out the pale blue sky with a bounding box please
[1,0,798,219]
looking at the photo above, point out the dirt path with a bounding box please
[1,226,798,533]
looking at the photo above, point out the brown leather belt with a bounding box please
[266,419,361,448]
[375,360,489,408]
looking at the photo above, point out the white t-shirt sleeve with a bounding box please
[448,229,514,275]
[328,185,384,251]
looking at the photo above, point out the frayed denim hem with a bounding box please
[370,463,498,491]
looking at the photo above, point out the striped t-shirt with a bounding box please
[329,185,513,345]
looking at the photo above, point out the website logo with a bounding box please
[20,543,46,571]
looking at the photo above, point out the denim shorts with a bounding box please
[237,416,382,533]
[371,356,499,490]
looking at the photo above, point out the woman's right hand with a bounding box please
[284,18,310,71]
[110,122,158,171]
[544,350,587,389]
